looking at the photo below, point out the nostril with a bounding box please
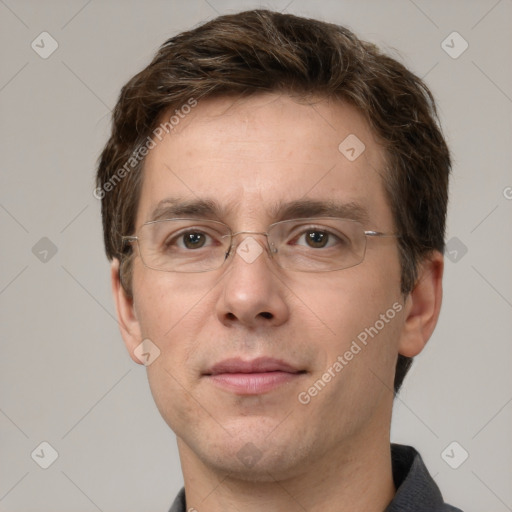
[260,312,273,319]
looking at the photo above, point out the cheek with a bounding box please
[132,266,214,341]
[296,259,404,386]
[133,271,212,430]
[145,359,203,436]
[298,271,404,412]
[298,262,400,330]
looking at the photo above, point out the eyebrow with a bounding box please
[147,197,370,225]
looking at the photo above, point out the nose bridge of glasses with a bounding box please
[226,230,276,255]
[230,230,268,238]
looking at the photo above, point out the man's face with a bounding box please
[121,93,409,479]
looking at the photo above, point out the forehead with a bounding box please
[136,93,392,229]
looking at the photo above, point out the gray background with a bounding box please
[1,0,511,511]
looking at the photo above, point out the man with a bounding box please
[96,9,462,512]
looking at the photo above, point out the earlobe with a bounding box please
[397,251,444,358]
[110,258,144,365]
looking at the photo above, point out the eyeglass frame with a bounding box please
[121,216,400,273]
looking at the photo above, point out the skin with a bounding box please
[111,93,444,512]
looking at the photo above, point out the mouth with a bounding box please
[203,357,307,395]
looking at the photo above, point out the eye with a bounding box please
[165,230,216,250]
[303,230,330,249]
[181,231,209,249]
[292,228,344,249]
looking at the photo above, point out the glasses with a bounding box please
[122,217,398,273]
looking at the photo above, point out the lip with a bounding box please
[206,357,301,375]
[203,357,306,395]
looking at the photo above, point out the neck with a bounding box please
[177,429,395,512]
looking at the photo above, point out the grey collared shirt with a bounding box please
[168,444,463,512]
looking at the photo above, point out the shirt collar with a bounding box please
[385,444,459,511]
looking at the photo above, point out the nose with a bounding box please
[215,233,290,329]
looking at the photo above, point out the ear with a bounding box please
[398,251,444,357]
[110,258,144,365]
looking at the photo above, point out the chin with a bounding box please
[204,447,305,482]
[191,427,317,483]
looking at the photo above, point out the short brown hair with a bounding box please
[96,9,451,393]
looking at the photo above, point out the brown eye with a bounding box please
[292,228,342,249]
[182,232,207,249]
[305,230,329,248]
[163,230,213,251]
